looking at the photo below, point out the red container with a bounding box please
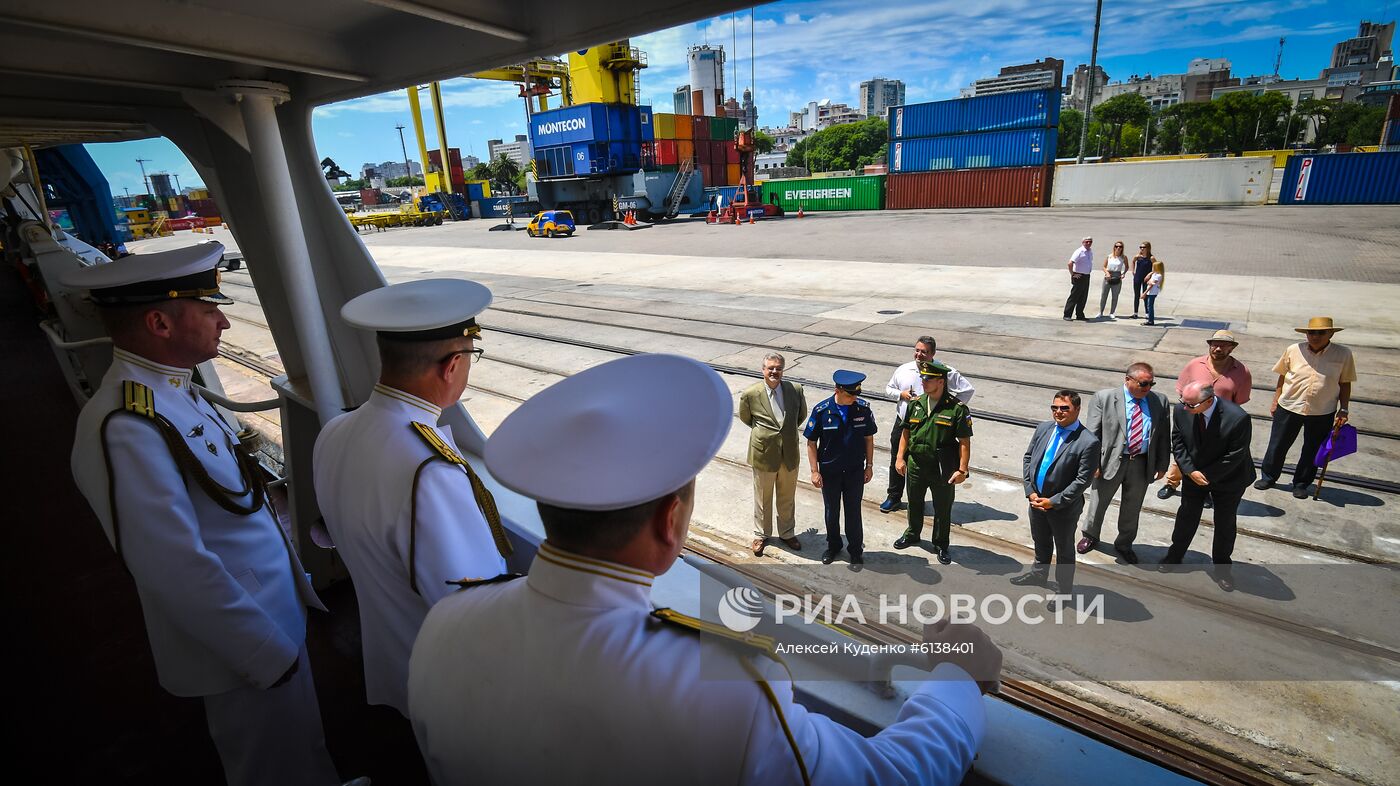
[696,140,711,164]
[709,141,725,165]
[726,143,739,164]
[1387,94,1400,121]
[692,116,710,141]
[654,140,678,166]
[711,163,727,186]
[884,166,1052,210]
[359,188,380,207]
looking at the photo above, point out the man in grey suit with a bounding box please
[738,352,808,556]
[1013,391,1100,599]
[1077,362,1170,564]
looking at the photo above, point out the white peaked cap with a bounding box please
[485,354,732,510]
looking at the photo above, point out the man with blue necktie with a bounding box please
[1076,363,1170,564]
[1012,392,1100,600]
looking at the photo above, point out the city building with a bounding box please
[487,134,531,167]
[1181,58,1239,102]
[754,151,789,172]
[961,58,1062,97]
[789,99,863,132]
[461,154,481,171]
[1090,58,1235,111]
[673,85,691,115]
[720,89,758,129]
[759,126,814,152]
[1213,22,1397,108]
[859,77,906,117]
[687,45,725,115]
[1066,63,1109,111]
[359,160,423,182]
[1332,20,1394,68]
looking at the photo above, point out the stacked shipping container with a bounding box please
[885,88,1060,209]
[759,174,886,212]
[1278,151,1400,205]
[530,103,650,179]
[649,113,740,186]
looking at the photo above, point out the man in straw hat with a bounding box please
[408,353,1000,786]
[313,279,511,719]
[1157,330,1252,501]
[1256,317,1356,499]
[62,245,351,786]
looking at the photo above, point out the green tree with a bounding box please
[487,154,521,195]
[331,178,368,192]
[467,163,493,182]
[1212,91,1292,154]
[784,118,888,171]
[385,175,425,187]
[1093,93,1152,158]
[1058,108,1084,158]
[753,129,776,154]
[1309,101,1387,146]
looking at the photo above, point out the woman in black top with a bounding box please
[1130,241,1156,319]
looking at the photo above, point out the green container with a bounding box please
[760,175,886,211]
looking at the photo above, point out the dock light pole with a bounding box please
[395,123,413,184]
[1076,0,1104,165]
[135,157,152,196]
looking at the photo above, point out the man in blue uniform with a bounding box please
[804,370,878,565]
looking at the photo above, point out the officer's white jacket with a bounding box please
[314,384,506,715]
[71,349,322,697]
[409,542,985,785]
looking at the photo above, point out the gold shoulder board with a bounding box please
[411,422,466,465]
[651,608,777,652]
[122,380,155,419]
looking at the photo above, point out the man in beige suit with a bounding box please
[738,352,808,556]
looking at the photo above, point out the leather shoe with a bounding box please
[1292,485,1310,499]
[850,553,864,565]
[1157,559,1182,573]
[1075,536,1097,554]
[1114,546,1139,565]
[750,537,767,557]
[781,536,802,550]
[1203,497,1213,509]
[893,533,920,549]
[821,549,837,565]
[935,547,952,565]
[1156,485,1176,500]
[879,498,898,513]
[1214,573,1235,592]
[1009,571,1049,587]
[1253,478,1274,491]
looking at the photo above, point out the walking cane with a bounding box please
[1311,426,1340,501]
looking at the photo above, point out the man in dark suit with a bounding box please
[1161,381,1256,591]
[1012,391,1100,600]
[1077,362,1171,564]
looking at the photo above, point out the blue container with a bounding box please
[534,140,642,178]
[465,182,487,202]
[530,103,641,148]
[1278,151,1400,204]
[888,89,1061,140]
[638,106,654,141]
[889,128,1056,172]
[476,196,528,217]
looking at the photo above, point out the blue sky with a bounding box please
[87,0,1385,194]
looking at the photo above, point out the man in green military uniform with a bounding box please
[893,361,973,564]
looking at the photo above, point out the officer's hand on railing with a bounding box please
[811,470,823,489]
[922,619,1003,695]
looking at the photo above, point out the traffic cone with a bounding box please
[733,211,740,225]
[797,203,804,218]
[749,211,756,225]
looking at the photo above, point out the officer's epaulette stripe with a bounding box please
[411,422,466,465]
[651,608,777,652]
[446,572,523,589]
[122,380,155,419]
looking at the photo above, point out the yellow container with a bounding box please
[187,188,210,200]
[726,163,741,184]
[674,116,693,140]
[654,113,676,139]
[1243,150,1294,168]
[677,140,694,163]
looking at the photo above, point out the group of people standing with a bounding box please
[742,320,1359,597]
[1064,236,1165,325]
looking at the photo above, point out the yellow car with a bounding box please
[526,210,575,238]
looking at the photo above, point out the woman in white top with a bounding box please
[1141,259,1165,326]
[1098,241,1128,319]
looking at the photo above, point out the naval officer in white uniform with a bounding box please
[64,245,346,786]
[408,353,1000,786]
[313,279,511,717]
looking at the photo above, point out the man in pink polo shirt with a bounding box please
[1157,330,1252,500]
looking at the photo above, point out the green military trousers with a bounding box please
[903,456,956,548]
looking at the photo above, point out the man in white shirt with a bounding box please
[313,279,511,718]
[1063,236,1094,322]
[881,336,975,513]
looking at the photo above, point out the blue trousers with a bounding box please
[820,466,865,555]
[1144,294,1157,324]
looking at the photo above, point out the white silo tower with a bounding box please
[687,45,725,116]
